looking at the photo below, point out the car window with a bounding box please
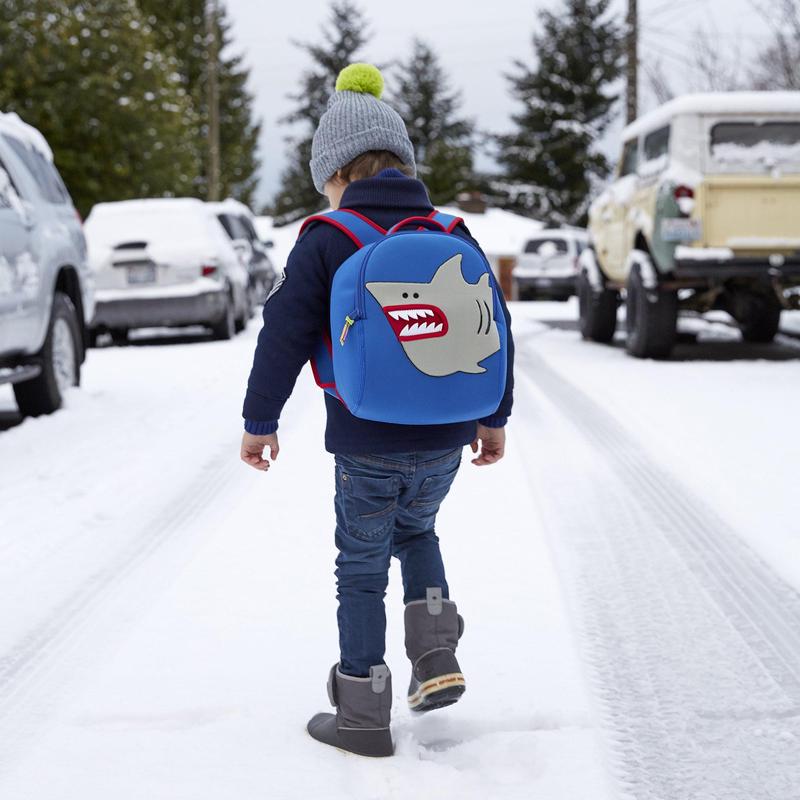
[643,125,670,162]
[216,213,235,239]
[524,237,569,254]
[238,215,259,243]
[2,134,69,204]
[217,212,249,241]
[710,121,800,165]
[0,152,22,207]
[619,139,639,177]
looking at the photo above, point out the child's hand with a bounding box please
[470,424,505,466]
[240,432,279,471]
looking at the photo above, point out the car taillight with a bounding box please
[674,185,695,216]
[201,265,217,277]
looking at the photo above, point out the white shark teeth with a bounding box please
[388,308,434,321]
[399,322,444,337]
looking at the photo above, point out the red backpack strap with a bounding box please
[297,209,385,248]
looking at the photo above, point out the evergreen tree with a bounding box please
[0,0,199,217]
[389,39,474,205]
[271,0,370,225]
[495,0,622,226]
[136,0,262,204]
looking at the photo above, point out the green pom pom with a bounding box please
[335,63,384,99]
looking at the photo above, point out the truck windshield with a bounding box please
[710,121,800,167]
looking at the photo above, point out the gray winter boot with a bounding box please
[405,587,465,713]
[307,663,394,757]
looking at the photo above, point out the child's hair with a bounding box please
[337,150,415,184]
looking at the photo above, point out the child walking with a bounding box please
[240,64,514,757]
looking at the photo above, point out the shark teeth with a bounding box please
[388,308,434,321]
[400,322,444,337]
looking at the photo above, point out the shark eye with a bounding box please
[402,292,408,299]
[413,292,419,299]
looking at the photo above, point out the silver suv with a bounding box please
[0,112,92,416]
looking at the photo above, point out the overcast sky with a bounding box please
[223,0,773,207]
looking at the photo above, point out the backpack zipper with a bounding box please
[339,314,356,345]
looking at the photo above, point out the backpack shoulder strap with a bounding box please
[297,209,385,249]
[428,209,465,234]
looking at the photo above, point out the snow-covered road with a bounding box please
[1,303,799,799]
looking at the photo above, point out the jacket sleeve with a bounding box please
[242,225,331,427]
[453,224,515,427]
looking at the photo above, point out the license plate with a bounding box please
[127,264,156,284]
[661,218,702,242]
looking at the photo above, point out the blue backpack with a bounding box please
[298,209,508,425]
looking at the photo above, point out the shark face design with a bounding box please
[366,254,501,377]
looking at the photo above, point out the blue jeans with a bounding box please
[333,447,462,677]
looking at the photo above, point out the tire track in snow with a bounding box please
[0,440,242,770]
[516,345,800,800]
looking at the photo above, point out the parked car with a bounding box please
[579,91,800,358]
[513,229,588,301]
[207,199,277,310]
[0,111,92,416]
[85,198,250,343]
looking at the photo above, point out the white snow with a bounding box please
[712,140,800,165]
[0,110,54,160]
[623,91,800,142]
[438,205,544,259]
[1,302,799,798]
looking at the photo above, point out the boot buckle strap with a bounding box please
[426,587,443,616]
[369,664,390,694]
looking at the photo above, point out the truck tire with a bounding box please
[13,291,81,416]
[578,268,618,343]
[740,295,781,343]
[625,258,677,359]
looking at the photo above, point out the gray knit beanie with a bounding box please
[310,63,416,194]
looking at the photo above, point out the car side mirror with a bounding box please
[232,238,253,262]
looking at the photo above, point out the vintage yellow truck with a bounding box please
[579,92,800,358]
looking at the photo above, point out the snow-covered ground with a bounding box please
[1,303,799,798]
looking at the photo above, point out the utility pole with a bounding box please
[206,0,221,201]
[626,0,638,124]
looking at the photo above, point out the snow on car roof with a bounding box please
[525,228,588,242]
[205,198,254,218]
[0,110,54,161]
[85,198,228,249]
[89,197,208,216]
[623,91,800,142]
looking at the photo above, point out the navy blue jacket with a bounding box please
[242,169,514,454]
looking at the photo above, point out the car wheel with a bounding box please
[625,256,677,359]
[13,291,81,417]
[739,295,781,343]
[213,292,236,340]
[578,269,618,343]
